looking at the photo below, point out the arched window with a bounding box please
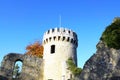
[13,60,23,79]
[51,45,55,54]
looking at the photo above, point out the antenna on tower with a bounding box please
[59,15,62,27]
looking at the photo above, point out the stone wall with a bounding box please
[21,54,43,80]
[0,53,43,80]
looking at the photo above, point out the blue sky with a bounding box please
[0,0,120,68]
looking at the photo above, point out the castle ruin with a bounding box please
[0,27,78,80]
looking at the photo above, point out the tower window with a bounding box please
[51,45,55,54]
[63,36,65,41]
[58,36,60,40]
[67,37,70,42]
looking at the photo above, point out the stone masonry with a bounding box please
[0,53,43,80]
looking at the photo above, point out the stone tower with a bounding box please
[43,28,78,80]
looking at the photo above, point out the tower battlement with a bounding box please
[43,28,78,47]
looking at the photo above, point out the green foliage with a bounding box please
[100,17,120,49]
[13,64,20,79]
[66,58,82,76]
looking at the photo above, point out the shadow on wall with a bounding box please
[110,76,120,80]
[0,75,8,80]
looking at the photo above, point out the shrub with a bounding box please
[100,17,120,49]
[66,58,82,76]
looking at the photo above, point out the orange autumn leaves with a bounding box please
[26,41,44,58]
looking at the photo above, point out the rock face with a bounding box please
[79,41,120,80]
[0,53,43,80]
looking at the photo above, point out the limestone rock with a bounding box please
[79,41,120,80]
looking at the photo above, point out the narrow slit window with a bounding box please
[51,45,55,54]
[63,36,65,41]
[58,36,60,40]
[53,36,56,40]
[67,37,70,42]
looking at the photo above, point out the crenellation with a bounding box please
[44,28,77,37]
[43,36,78,47]
[43,28,78,47]
[52,28,54,33]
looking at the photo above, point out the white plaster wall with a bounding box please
[43,28,78,80]
[43,41,77,80]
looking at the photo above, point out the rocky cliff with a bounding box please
[79,17,120,80]
[79,41,120,80]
